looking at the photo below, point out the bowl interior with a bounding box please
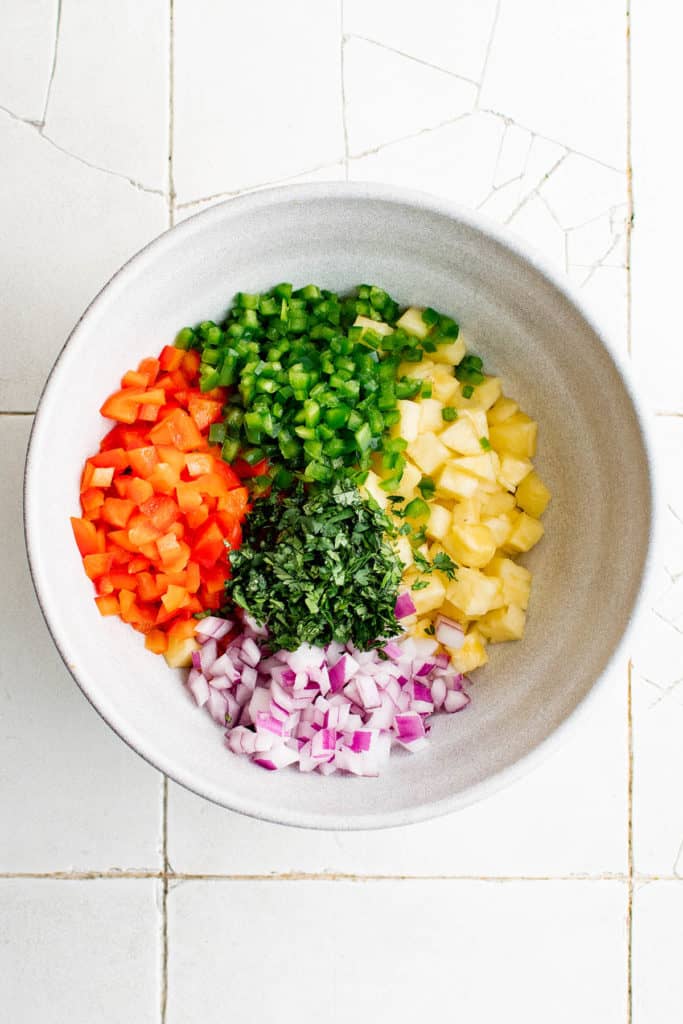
[25,185,652,828]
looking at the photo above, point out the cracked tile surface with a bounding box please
[44,0,169,190]
[172,0,344,203]
[0,0,59,122]
[479,0,627,169]
[0,112,166,409]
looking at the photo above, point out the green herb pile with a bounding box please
[226,483,404,650]
[174,283,463,491]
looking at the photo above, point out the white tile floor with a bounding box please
[1,0,681,1019]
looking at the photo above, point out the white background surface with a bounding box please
[1,1,681,1020]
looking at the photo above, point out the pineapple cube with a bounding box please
[410,617,439,641]
[392,460,422,500]
[444,522,496,568]
[409,575,446,616]
[487,396,519,424]
[361,469,388,510]
[426,503,452,541]
[489,413,538,458]
[407,432,450,475]
[435,464,480,500]
[391,400,421,443]
[484,556,531,609]
[453,376,502,412]
[505,512,545,553]
[477,605,526,643]
[353,315,394,338]
[419,398,445,433]
[497,453,533,491]
[393,535,414,570]
[440,417,482,455]
[431,337,466,365]
[164,636,199,669]
[515,470,551,518]
[396,306,432,340]
[480,490,516,516]
[446,566,504,617]
[450,629,489,673]
[450,496,482,526]
[397,359,436,381]
[451,453,497,483]
[482,514,513,548]
[430,367,460,403]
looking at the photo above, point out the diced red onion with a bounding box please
[195,616,233,641]
[394,592,416,619]
[444,689,471,713]
[186,608,474,776]
[435,614,466,650]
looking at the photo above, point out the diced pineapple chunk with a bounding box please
[430,368,460,403]
[487,396,519,424]
[480,490,516,516]
[409,575,447,616]
[450,630,489,672]
[353,315,394,337]
[393,535,414,570]
[489,413,538,458]
[482,514,513,547]
[446,566,504,617]
[483,556,531,609]
[453,376,502,412]
[425,503,452,541]
[451,453,497,483]
[435,464,481,500]
[360,469,388,509]
[431,337,466,365]
[391,400,421,443]
[396,306,431,340]
[440,417,481,455]
[505,512,544,553]
[418,398,445,433]
[164,636,199,669]
[450,496,481,526]
[392,460,422,500]
[397,359,436,381]
[407,432,450,474]
[444,522,496,568]
[515,470,551,518]
[410,617,438,641]
[497,453,533,491]
[477,604,526,643]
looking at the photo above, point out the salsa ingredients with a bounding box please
[226,482,404,651]
[187,613,470,775]
[176,284,461,489]
[71,345,250,664]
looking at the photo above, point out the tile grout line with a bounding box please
[160,778,170,1024]
[4,870,682,882]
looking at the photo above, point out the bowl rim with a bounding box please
[23,180,659,830]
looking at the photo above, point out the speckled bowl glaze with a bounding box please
[24,183,654,829]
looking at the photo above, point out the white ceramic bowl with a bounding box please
[24,183,653,829]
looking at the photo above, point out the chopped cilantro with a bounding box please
[226,483,403,650]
